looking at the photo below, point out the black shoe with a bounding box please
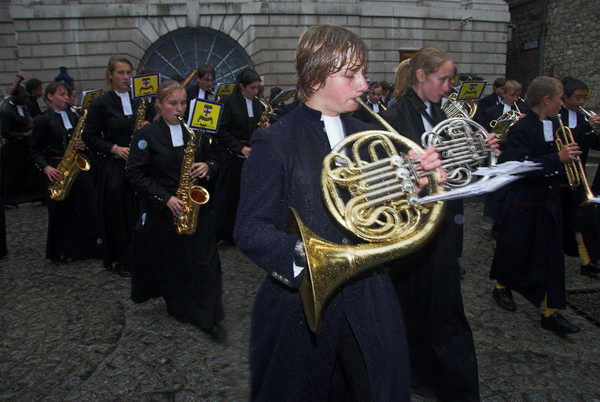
[581,262,600,276]
[492,287,516,312]
[51,254,73,265]
[114,262,131,278]
[201,323,227,341]
[541,312,581,335]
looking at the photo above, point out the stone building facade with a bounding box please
[1,0,510,96]
[507,0,599,110]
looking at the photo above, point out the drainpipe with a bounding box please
[537,0,549,75]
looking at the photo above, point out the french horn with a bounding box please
[422,118,496,188]
[442,91,477,119]
[291,97,446,333]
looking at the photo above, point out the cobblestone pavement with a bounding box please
[1,200,599,401]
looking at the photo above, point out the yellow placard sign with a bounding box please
[215,83,235,99]
[457,81,487,100]
[131,73,160,98]
[188,99,223,133]
[271,88,297,104]
[80,89,103,109]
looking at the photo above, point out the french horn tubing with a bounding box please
[291,96,446,333]
[421,118,496,188]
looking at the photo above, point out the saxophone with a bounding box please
[134,97,148,131]
[49,109,91,201]
[256,96,274,128]
[174,116,210,235]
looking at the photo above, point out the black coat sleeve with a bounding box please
[126,127,173,208]
[218,96,245,154]
[0,105,31,140]
[502,120,562,177]
[30,113,51,170]
[83,98,114,155]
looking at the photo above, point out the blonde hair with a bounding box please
[295,25,367,102]
[155,80,186,114]
[105,55,133,83]
[394,46,450,100]
[525,76,562,107]
[503,80,522,94]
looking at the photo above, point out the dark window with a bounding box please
[138,28,254,84]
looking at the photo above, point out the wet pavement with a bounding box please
[1,199,599,401]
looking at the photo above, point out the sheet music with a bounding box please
[415,175,522,204]
[472,161,542,176]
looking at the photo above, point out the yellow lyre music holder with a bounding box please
[131,73,161,99]
[80,89,103,109]
[187,98,223,134]
[456,81,487,101]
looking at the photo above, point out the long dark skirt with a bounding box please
[389,200,479,402]
[46,170,102,261]
[213,147,244,243]
[97,158,137,268]
[131,206,223,329]
[1,140,47,204]
[490,201,566,308]
[560,186,600,261]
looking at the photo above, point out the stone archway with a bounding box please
[137,27,254,83]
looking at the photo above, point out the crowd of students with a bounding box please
[1,24,599,400]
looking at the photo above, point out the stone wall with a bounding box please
[545,0,600,110]
[505,0,545,91]
[506,0,599,110]
[1,0,510,95]
[0,0,16,93]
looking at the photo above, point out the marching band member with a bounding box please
[490,76,582,335]
[479,80,526,132]
[352,80,384,124]
[0,86,46,205]
[83,56,148,276]
[475,76,505,120]
[558,77,600,276]
[24,78,44,118]
[30,82,101,264]
[234,25,442,401]
[213,68,264,244]
[126,80,225,340]
[381,46,489,401]
[480,80,526,231]
[185,64,215,104]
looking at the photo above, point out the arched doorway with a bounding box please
[137,27,254,83]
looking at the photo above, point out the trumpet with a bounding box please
[554,118,595,204]
[578,105,597,122]
[579,106,599,135]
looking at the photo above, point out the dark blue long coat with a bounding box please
[490,111,566,308]
[234,104,410,401]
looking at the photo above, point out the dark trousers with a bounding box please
[332,317,370,402]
